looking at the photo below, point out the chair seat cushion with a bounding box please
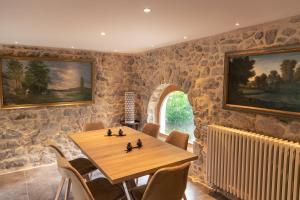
[87,178,125,200]
[69,157,97,175]
[130,185,147,200]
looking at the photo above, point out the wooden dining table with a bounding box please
[69,126,198,200]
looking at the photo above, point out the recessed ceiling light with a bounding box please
[100,32,106,36]
[71,46,74,49]
[151,45,155,47]
[114,49,118,52]
[183,36,188,40]
[14,41,18,44]
[144,8,151,13]
[235,22,240,26]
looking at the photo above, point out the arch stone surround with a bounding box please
[147,84,184,124]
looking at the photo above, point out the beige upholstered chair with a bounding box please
[142,123,160,138]
[57,155,125,200]
[136,123,160,184]
[165,131,189,150]
[84,121,105,131]
[49,144,97,200]
[131,162,191,200]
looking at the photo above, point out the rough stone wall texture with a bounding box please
[0,45,133,174]
[1,15,300,181]
[126,15,300,181]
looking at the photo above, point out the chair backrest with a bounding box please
[49,144,66,165]
[142,123,160,138]
[84,121,105,131]
[142,162,190,200]
[165,131,189,150]
[58,156,94,200]
[49,144,71,179]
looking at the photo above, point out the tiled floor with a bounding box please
[0,165,227,200]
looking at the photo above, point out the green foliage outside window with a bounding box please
[165,91,195,142]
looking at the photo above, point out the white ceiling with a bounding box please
[0,0,300,53]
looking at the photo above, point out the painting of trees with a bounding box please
[80,76,84,91]
[23,60,51,94]
[294,66,300,82]
[1,57,92,108]
[266,70,281,91]
[228,56,256,95]
[245,59,299,92]
[6,59,24,92]
[280,59,297,82]
[254,73,267,89]
[225,49,300,116]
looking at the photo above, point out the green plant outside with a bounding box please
[165,91,195,142]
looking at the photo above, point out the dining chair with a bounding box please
[57,154,125,200]
[84,121,105,131]
[136,123,160,185]
[165,131,189,150]
[165,131,189,200]
[49,144,97,200]
[130,162,191,200]
[142,123,160,138]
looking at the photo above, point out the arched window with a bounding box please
[159,91,195,143]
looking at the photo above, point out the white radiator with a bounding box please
[207,125,300,200]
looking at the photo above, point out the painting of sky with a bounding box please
[1,58,93,106]
[249,51,300,80]
[47,61,91,90]
[3,59,92,90]
[226,49,300,116]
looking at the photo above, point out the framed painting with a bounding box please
[0,56,94,109]
[223,45,300,118]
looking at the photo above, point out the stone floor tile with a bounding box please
[0,164,228,200]
[25,165,71,200]
[0,171,28,200]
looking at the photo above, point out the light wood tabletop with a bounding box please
[69,126,198,184]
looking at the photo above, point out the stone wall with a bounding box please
[1,15,300,181]
[0,45,133,174]
[126,15,300,181]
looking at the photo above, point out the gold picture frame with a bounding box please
[0,56,95,109]
[223,45,300,118]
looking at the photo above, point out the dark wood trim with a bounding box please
[223,45,300,119]
[0,55,95,109]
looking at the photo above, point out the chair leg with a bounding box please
[55,177,66,200]
[64,178,71,200]
[135,178,139,185]
[183,193,187,200]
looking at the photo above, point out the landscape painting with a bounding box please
[224,47,300,117]
[0,57,93,108]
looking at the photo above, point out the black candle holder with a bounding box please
[125,139,143,153]
[119,129,124,136]
[137,138,143,148]
[107,129,112,136]
[126,142,133,152]
[105,129,126,137]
